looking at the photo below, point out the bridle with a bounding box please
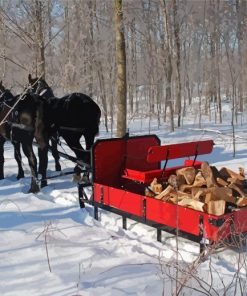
[0,75,44,127]
[0,89,28,127]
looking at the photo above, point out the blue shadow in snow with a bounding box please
[0,205,86,229]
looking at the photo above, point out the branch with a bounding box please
[0,54,28,71]
[44,24,67,49]
[0,8,34,47]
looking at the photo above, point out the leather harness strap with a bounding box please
[59,126,85,132]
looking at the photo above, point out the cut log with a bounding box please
[236,197,247,207]
[153,183,163,194]
[205,200,226,216]
[227,177,247,189]
[193,171,206,187]
[219,167,245,181]
[204,187,235,204]
[176,167,196,185]
[228,182,246,198]
[201,162,217,187]
[239,167,245,178]
[176,174,186,187]
[179,184,205,192]
[178,198,205,212]
[148,178,163,195]
[168,174,185,188]
[169,191,192,201]
[191,187,207,200]
[154,185,174,200]
[211,166,224,180]
[216,177,229,187]
[168,174,179,189]
[168,192,192,204]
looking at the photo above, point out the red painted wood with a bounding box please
[147,140,214,163]
[93,135,160,186]
[122,162,202,183]
[94,183,144,217]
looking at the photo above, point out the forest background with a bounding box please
[0,0,247,137]
[1,2,247,295]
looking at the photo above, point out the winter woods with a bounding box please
[1,0,247,135]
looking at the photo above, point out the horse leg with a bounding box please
[22,142,39,193]
[82,131,97,181]
[12,142,24,179]
[65,131,95,182]
[84,131,96,151]
[50,134,61,171]
[62,132,87,181]
[0,136,5,179]
[38,145,49,188]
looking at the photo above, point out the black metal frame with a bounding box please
[81,198,208,254]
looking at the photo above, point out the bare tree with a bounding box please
[114,0,127,137]
[34,0,45,78]
[173,0,182,127]
[161,0,175,132]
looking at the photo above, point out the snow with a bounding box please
[1,106,247,296]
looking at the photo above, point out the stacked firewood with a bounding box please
[145,162,247,216]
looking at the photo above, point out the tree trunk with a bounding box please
[161,0,174,132]
[216,0,222,123]
[114,0,127,138]
[173,0,182,127]
[236,0,245,113]
[35,0,45,78]
[0,11,7,79]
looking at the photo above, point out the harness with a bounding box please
[11,123,34,132]
[59,126,85,132]
[39,89,48,96]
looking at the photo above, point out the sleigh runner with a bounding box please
[79,134,247,253]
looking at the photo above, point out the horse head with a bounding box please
[0,82,19,108]
[0,82,16,137]
[28,74,54,99]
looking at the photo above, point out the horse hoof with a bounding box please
[81,174,90,184]
[73,173,81,183]
[55,164,61,171]
[17,173,25,180]
[28,186,40,194]
[74,165,82,174]
[0,176,4,180]
[41,180,48,188]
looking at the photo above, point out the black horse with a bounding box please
[0,83,39,192]
[0,81,25,180]
[27,75,61,172]
[26,77,101,188]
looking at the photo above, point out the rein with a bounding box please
[0,91,25,127]
[59,126,85,132]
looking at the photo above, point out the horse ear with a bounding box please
[0,80,4,91]
[28,74,32,83]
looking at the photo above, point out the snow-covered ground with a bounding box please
[1,103,247,296]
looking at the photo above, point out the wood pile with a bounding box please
[145,162,247,216]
